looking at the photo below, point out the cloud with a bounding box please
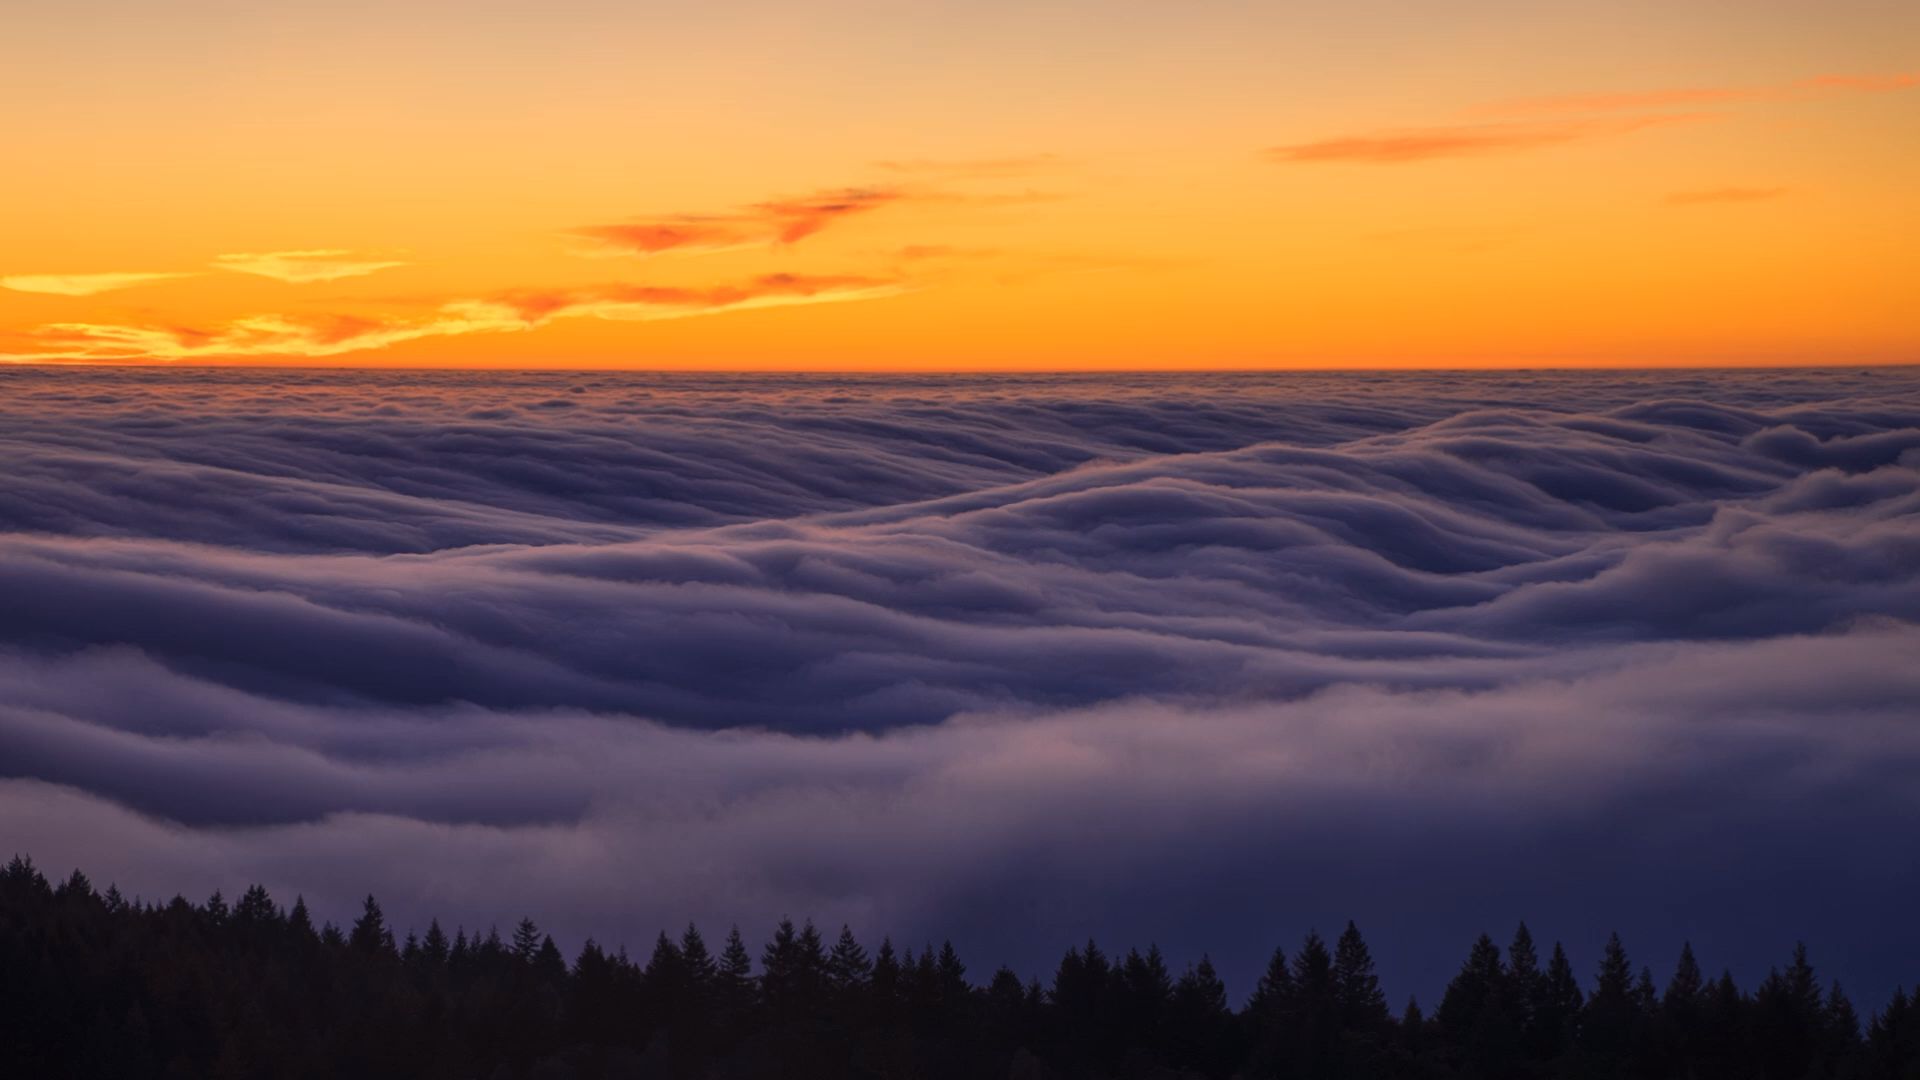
[0,368,1916,1001]
[212,250,409,284]
[0,273,903,363]
[1666,187,1789,206]
[572,181,1058,258]
[570,220,755,258]
[1269,115,1695,164]
[573,187,907,256]
[0,272,195,296]
[1287,69,1918,167]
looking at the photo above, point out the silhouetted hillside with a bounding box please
[4,856,1916,1079]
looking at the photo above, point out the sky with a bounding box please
[2,0,1916,369]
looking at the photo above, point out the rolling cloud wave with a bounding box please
[0,368,1915,1001]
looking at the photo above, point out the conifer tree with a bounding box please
[1437,933,1505,1035]
[1827,982,1860,1046]
[1665,942,1704,1006]
[871,936,903,1020]
[512,917,544,964]
[1634,966,1659,1013]
[1170,955,1233,1076]
[1333,921,1390,1031]
[761,917,800,1005]
[1440,932,1521,1076]
[2,853,44,890]
[1506,923,1542,1034]
[1581,932,1639,1069]
[936,940,971,1016]
[1248,945,1294,1015]
[349,895,396,957]
[1533,940,1584,1060]
[827,924,872,996]
[682,923,717,990]
[1867,986,1916,1078]
[58,868,94,902]
[287,895,317,942]
[536,935,568,983]
[234,884,275,926]
[422,919,451,966]
[716,924,757,1023]
[1756,944,1828,1080]
[797,919,829,992]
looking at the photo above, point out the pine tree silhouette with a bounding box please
[827,924,872,996]
[511,917,544,964]
[1581,931,1640,1074]
[1334,921,1390,1031]
[422,919,451,965]
[287,895,317,942]
[349,895,395,957]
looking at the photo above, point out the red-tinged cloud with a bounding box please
[755,188,905,244]
[0,273,904,363]
[1666,187,1789,206]
[572,220,748,257]
[574,188,906,257]
[1270,115,1694,165]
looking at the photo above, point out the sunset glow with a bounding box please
[3,0,1915,369]
[6,7,1920,1062]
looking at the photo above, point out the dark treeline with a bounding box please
[4,858,1917,1080]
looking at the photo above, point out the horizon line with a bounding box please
[2,360,1916,376]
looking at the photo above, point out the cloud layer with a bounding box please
[0,367,1916,1003]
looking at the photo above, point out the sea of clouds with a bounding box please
[1,366,1916,1003]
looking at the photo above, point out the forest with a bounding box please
[3,856,1915,1080]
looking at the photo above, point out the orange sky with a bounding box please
[2,0,1915,369]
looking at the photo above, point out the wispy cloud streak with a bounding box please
[213,250,409,284]
[1278,69,1917,166]
[1270,115,1695,164]
[574,188,907,256]
[1,272,195,296]
[0,274,903,362]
